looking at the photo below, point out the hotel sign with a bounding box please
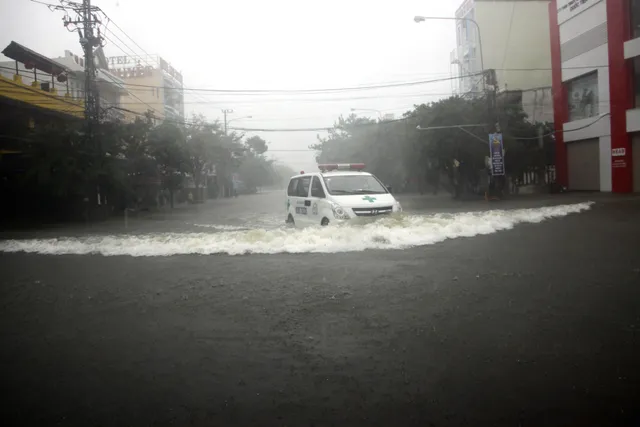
[106,55,183,84]
[107,56,140,67]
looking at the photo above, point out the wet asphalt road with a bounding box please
[1,193,639,426]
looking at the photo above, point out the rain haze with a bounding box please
[2,1,640,426]
[1,0,459,172]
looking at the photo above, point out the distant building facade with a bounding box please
[451,0,553,122]
[106,54,184,124]
[52,49,128,121]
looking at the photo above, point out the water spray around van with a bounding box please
[0,203,593,256]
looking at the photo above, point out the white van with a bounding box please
[285,163,402,227]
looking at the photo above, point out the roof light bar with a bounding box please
[318,163,366,172]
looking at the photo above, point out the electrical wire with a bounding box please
[513,112,610,140]
[0,64,610,94]
[98,34,165,117]
[501,1,516,74]
[98,9,217,107]
[0,112,613,154]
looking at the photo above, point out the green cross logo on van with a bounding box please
[362,196,376,203]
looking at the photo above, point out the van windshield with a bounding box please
[323,175,388,195]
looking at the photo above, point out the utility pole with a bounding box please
[50,0,104,147]
[485,69,499,133]
[39,0,105,209]
[222,108,233,135]
[80,0,100,147]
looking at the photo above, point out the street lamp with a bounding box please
[413,15,485,92]
[350,108,382,120]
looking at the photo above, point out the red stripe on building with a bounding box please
[549,0,568,188]
[607,0,633,193]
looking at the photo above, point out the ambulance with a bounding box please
[285,163,402,227]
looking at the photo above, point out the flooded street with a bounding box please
[0,192,593,256]
[1,194,639,426]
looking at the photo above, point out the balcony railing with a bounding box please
[164,104,182,120]
[0,73,83,118]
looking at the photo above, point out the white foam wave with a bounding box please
[0,202,593,257]
[191,224,249,231]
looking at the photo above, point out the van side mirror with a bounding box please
[386,185,393,193]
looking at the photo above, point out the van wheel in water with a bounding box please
[321,218,330,226]
[286,214,295,227]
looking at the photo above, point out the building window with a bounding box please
[632,0,640,39]
[634,57,640,107]
[567,72,598,121]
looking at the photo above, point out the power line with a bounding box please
[1,63,609,95]
[513,112,610,140]
[99,9,213,109]
[167,65,603,93]
[101,72,485,94]
[501,1,516,73]
[98,33,165,117]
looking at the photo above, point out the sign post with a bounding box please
[486,133,505,201]
[488,133,505,176]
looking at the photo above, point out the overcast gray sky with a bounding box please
[1,0,461,172]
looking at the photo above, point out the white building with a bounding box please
[549,0,639,192]
[451,0,553,122]
[52,50,129,121]
[0,47,128,121]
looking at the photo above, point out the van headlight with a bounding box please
[330,202,350,219]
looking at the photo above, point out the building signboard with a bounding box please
[106,55,183,84]
[557,0,598,24]
[110,66,154,79]
[107,56,145,67]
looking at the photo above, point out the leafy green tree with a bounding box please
[311,95,552,197]
[244,135,269,155]
[237,154,273,192]
[236,135,273,193]
[149,122,186,208]
[271,162,297,189]
[24,124,94,199]
[183,115,224,201]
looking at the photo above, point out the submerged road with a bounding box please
[1,193,639,426]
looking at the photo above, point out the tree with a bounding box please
[149,122,186,208]
[236,135,273,193]
[311,95,552,197]
[183,114,225,202]
[244,135,268,155]
[237,154,272,192]
[271,162,297,189]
